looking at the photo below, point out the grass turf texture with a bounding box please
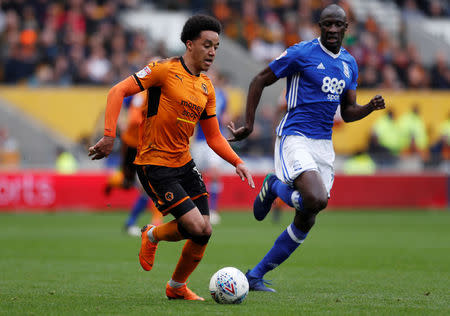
[0,210,449,315]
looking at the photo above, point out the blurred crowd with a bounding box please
[155,0,450,90]
[0,0,448,171]
[0,0,449,89]
[366,106,449,172]
[204,0,450,90]
[0,0,168,86]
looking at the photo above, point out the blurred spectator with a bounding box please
[28,62,53,86]
[85,45,111,84]
[212,0,232,24]
[397,105,429,160]
[221,72,246,122]
[39,26,59,62]
[369,109,401,166]
[428,114,450,166]
[343,151,376,175]
[430,51,450,89]
[55,146,78,174]
[427,0,448,17]
[400,0,423,19]
[0,127,20,168]
[282,12,301,47]
[378,64,403,90]
[298,19,316,41]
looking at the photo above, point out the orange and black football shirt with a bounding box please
[132,57,216,168]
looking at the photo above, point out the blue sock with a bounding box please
[125,195,148,227]
[272,179,304,210]
[209,181,219,211]
[249,223,309,278]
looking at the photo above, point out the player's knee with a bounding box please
[203,223,212,237]
[191,224,212,245]
[303,194,328,213]
[191,232,211,245]
[185,220,211,238]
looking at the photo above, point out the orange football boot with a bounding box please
[166,283,205,301]
[139,225,158,271]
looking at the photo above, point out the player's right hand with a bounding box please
[369,95,385,111]
[227,121,253,142]
[88,136,115,160]
[235,163,255,188]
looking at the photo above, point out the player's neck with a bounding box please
[181,54,201,76]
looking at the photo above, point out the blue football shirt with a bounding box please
[269,38,358,140]
[195,87,227,141]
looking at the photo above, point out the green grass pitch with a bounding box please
[1,210,449,315]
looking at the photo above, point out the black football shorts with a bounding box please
[136,160,209,218]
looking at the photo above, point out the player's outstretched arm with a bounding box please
[88,76,141,160]
[200,117,255,188]
[340,90,385,122]
[227,67,278,142]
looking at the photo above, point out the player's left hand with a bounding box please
[88,136,115,160]
[369,95,385,111]
[235,163,255,188]
[227,121,253,142]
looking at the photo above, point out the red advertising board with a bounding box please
[0,171,447,211]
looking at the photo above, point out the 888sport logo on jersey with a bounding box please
[321,76,345,101]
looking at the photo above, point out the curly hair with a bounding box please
[181,14,222,44]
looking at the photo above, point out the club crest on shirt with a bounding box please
[165,191,174,201]
[136,66,151,78]
[201,83,208,95]
[342,61,350,79]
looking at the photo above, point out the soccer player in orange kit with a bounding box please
[89,14,254,301]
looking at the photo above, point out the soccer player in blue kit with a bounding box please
[228,4,385,292]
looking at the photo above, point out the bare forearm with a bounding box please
[341,103,374,122]
[227,67,278,142]
[341,94,385,122]
[244,76,265,130]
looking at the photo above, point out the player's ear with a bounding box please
[186,40,193,51]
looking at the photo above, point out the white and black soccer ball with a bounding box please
[209,267,249,304]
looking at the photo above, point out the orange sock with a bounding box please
[171,240,207,284]
[152,220,184,242]
[150,203,163,226]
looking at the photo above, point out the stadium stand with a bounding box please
[0,0,448,172]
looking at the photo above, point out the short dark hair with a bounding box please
[180,14,221,44]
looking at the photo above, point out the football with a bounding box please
[209,267,249,304]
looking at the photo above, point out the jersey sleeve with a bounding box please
[200,80,216,120]
[133,60,169,90]
[269,44,304,78]
[348,58,358,90]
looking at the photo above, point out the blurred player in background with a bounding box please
[190,68,230,225]
[89,14,254,301]
[229,4,385,292]
[112,91,163,236]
